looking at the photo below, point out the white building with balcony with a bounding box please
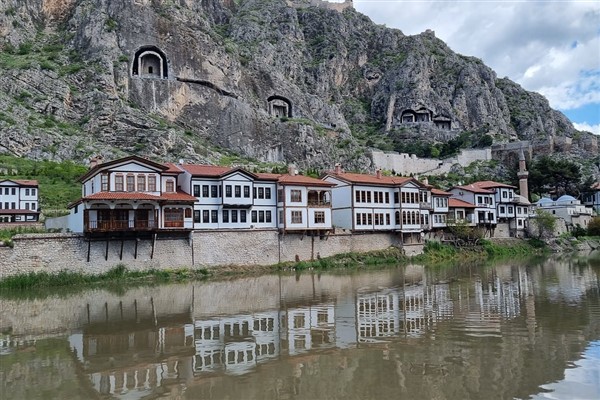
[450,184,497,234]
[66,156,196,234]
[322,166,428,243]
[584,182,600,214]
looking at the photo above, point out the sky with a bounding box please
[351,0,600,134]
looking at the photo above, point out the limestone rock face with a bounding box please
[0,0,591,169]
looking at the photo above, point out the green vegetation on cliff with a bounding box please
[0,155,85,212]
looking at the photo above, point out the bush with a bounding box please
[588,217,600,236]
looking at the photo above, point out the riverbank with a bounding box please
[0,238,556,293]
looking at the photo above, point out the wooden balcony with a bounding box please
[85,219,158,232]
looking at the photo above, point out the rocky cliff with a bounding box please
[0,0,595,170]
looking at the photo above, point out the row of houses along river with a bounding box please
[1,254,599,399]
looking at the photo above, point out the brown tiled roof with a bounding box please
[448,198,477,208]
[471,180,516,189]
[0,209,40,215]
[591,182,600,190]
[0,179,39,187]
[452,184,495,194]
[179,164,235,177]
[254,173,282,180]
[278,174,335,187]
[162,163,185,174]
[431,188,452,196]
[326,172,416,187]
[81,191,196,202]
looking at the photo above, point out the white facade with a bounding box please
[277,183,333,231]
[450,186,497,226]
[536,196,594,230]
[0,179,40,223]
[584,184,600,214]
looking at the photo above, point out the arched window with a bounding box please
[395,211,400,225]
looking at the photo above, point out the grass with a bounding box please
[0,226,52,247]
[277,248,409,271]
[0,264,211,293]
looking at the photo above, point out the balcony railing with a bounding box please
[307,200,331,207]
[86,219,158,232]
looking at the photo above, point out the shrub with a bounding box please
[588,217,600,236]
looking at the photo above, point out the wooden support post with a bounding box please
[151,233,157,259]
[87,240,91,263]
[120,238,124,261]
[134,238,139,259]
[151,297,157,326]
[105,240,109,261]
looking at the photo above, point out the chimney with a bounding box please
[287,164,297,176]
[376,168,382,179]
[334,163,342,174]
[422,177,429,185]
[89,156,102,169]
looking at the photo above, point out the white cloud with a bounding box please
[354,0,600,114]
[573,122,600,135]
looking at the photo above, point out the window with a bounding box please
[379,192,384,203]
[259,211,265,223]
[386,213,390,225]
[508,206,514,214]
[127,175,135,192]
[279,210,283,223]
[25,188,30,196]
[4,188,8,195]
[25,203,29,210]
[385,192,390,203]
[395,211,400,225]
[211,185,218,198]
[366,191,371,203]
[265,210,272,223]
[235,185,241,198]
[356,213,362,225]
[367,213,372,225]
[362,214,367,225]
[244,186,250,198]
[232,210,238,223]
[202,210,209,223]
[31,188,36,196]
[11,188,15,195]
[223,210,229,223]
[291,211,302,223]
[115,175,124,191]
[3,202,7,209]
[240,210,247,223]
[194,210,201,223]
[355,191,360,203]
[137,175,146,192]
[225,185,232,197]
[211,210,218,223]
[148,176,156,191]
[202,185,209,197]
[193,185,200,197]
[277,188,284,202]
[374,192,379,204]
[185,208,192,218]
[251,211,257,223]
[500,206,505,213]
[253,187,257,199]
[291,190,302,202]
[258,187,264,199]
[502,191,508,198]
[265,188,271,199]
[314,211,325,224]
[394,192,399,204]
[166,180,175,193]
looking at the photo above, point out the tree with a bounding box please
[528,156,591,198]
[588,217,600,237]
[532,209,557,239]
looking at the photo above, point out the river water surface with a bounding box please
[1,254,599,399]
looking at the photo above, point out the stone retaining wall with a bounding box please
[0,230,418,277]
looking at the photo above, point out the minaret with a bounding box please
[517,149,529,201]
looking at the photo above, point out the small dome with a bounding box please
[536,197,553,206]
[556,195,577,203]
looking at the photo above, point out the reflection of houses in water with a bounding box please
[193,311,280,375]
[282,304,336,355]
[69,314,196,398]
[356,284,453,341]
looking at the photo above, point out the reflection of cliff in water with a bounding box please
[1,259,599,399]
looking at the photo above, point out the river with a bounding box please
[1,254,599,399]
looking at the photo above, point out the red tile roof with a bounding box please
[162,163,185,174]
[452,184,495,194]
[255,173,335,187]
[591,182,600,190]
[0,179,38,187]
[81,191,196,202]
[179,164,235,177]
[471,180,516,189]
[431,188,452,196]
[326,172,416,187]
[78,155,168,182]
[448,198,477,208]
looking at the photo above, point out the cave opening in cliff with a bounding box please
[267,95,293,118]
[132,46,169,79]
